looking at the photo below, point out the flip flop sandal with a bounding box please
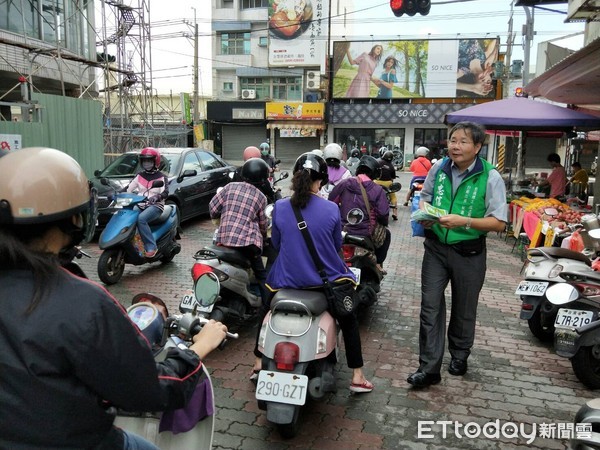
[349,379,374,393]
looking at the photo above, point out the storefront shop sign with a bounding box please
[279,127,317,138]
[266,102,324,121]
[330,103,465,125]
[232,109,265,120]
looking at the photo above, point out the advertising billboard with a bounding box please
[332,38,499,99]
[268,0,328,67]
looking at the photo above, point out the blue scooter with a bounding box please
[97,178,181,285]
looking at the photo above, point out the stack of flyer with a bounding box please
[411,202,448,222]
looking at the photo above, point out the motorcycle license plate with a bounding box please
[255,371,308,406]
[554,308,594,329]
[514,281,549,296]
[179,293,214,314]
[350,267,361,284]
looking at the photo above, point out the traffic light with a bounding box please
[390,0,430,17]
[515,87,527,98]
[390,0,405,17]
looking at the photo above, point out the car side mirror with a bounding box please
[177,169,196,183]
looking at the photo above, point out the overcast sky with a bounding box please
[144,0,585,95]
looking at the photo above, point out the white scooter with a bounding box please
[516,246,592,341]
[114,273,238,449]
[255,289,340,439]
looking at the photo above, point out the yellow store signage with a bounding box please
[266,102,324,121]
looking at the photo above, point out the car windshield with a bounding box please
[100,153,180,177]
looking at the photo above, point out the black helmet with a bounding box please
[293,152,329,187]
[383,150,394,162]
[240,158,270,184]
[355,155,381,180]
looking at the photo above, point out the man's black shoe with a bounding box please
[407,371,441,388]
[448,358,468,376]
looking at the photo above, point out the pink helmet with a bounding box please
[243,146,261,161]
[140,147,160,168]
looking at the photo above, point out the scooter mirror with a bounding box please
[545,283,580,305]
[280,171,289,180]
[588,229,600,240]
[389,182,402,193]
[194,272,221,307]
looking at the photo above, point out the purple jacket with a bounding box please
[266,195,355,290]
[329,176,389,237]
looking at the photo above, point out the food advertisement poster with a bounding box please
[268,0,328,67]
[332,38,499,99]
[279,127,317,138]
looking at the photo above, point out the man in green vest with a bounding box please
[407,121,508,388]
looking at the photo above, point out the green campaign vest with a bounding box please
[431,157,495,244]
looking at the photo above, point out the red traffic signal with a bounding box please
[515,87,526,97]
[390,0,430,17]
[390,0,405,17]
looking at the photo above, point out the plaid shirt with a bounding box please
[209,182,267,250]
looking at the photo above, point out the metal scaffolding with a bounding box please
[97,0,188,159]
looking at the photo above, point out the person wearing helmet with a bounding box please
[375,150,399,220]
[320,143,351,200]
[234,146,278,203]
[329,155,391,274]
[243,145,261,161]
[209,158,270,307]
[0,147,228,450]
[125,147,168,258]
[346,147,361,175]
[251,152,373,393]
[404,146,433,207]
[259,141,278,173]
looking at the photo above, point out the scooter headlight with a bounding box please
[548,264,564,279]
[115,197,134,207]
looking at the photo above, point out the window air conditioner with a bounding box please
[305,71,321,90]
[241,89,256,99]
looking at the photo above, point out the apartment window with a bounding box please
[272,77,302,101]
[258,36,268,47]
[223,82,233,92]
[220,32,250,55]
[240,77,269,99]
[241,0,268,8]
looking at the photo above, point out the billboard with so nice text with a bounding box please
[332,38,499,100]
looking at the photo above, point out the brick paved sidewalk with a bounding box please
[79,188,595,449]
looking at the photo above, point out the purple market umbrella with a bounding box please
[445,97,600,131]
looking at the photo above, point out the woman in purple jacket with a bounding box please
[329,155,391,274]
[251,152,373,393]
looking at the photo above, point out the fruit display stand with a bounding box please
[509,198,589,248]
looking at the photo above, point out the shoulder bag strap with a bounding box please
[291,205,329,285]
[357,181,373,231]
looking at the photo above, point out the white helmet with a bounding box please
[415,146,429,157]
[311,148,324,158]
[323,143,343,162]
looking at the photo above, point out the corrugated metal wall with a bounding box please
[0,93,103,177]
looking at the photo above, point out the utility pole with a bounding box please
[192,8,200,147]
[516,5,534,180]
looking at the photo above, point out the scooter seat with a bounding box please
[343,233,375,251]
[148,205,173,225]
[271,289,329,316]
[529,246,591,266]
[202,244,251,269]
